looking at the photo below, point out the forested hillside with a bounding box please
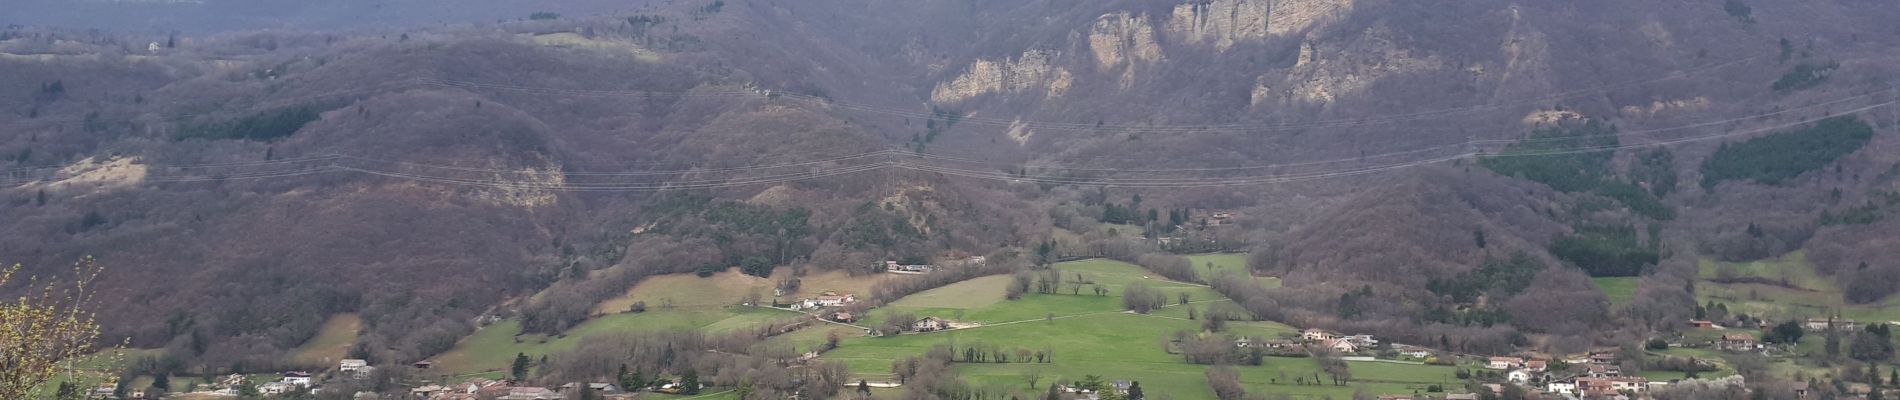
[4,0,1900,386]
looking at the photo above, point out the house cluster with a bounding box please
[913,316,950,332]
[785,291,862,322]
[1804,317,1862,331]
[1498,352,1671,399]
[1300,328,1378,354]
[1716,332,1761,351]
[1051,380,1135,400]
[884,256,987,274]
[169,367,324,398]
[788,291,858,311]
[406,379,640,400]
[1367,394,1481,400]
[884,260,936,274]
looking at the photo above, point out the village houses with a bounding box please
[1301,328,1339,341]
[1718,333,1760,351]
[789,291,859,311]
[258,381,296,396]
[1319,338,1358,353]
[913,316,949,332]
[282,371,313,387]
[1805,317,1862,331]
[339,359,371,377]
[500,386,562,400]
[1506,369,1533,384]
[1487,356,1524,370]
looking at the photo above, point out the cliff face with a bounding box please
[1164,0,1272,51]
[1162,0,1354,50]
[930,50,1073,104]
[1089,12,1163,70]
[1274,25,1447,105]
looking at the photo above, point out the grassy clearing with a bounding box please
[1591,277,1639,308]
[434,306,801,375]
[594,268,892,315]
[887,274,1012,309]
[828,312,1440,399]
[1186,252,1280,288]
[289,313,361,367]
[592,268,773,314]
[526,32,661,62]
[640,390,741,400]
[30,348,165,397]
[1697,251,1834,292]
[827,257,1444,399]
[1691,250,1900,323]
[871,259,1221,326]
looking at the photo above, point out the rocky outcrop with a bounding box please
[1166,0,1271,50]
[1269,26,1444,105]
[476,164,562,208]
[1268,0,1355,36]
[931,50,1074,104]
[1089,12,1163,70]
[1522,109,1585,125]
[1006,119,1034,145]
[25,157,148,194]
[1619,97,1712,118]
[1165,0,1353,50]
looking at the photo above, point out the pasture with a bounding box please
[288,313,361,367]
[1692,250,1900,323]
[433,306,801,375]
[826,256,1459,399]
[1188,252,1282,288]
[1590,277,1638,308]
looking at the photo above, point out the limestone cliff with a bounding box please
[1164,0,1353,50]
[931,50,1074,104]
[1267,25,1445,106]
[1088,11,1163,70]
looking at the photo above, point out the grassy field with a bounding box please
[594,268,892,315]
[1691,250,1900,323]
[1697,251,1836,292]
[288,313,361,367]
[887,274,1013,309]
[526,32,661,62]
[1591,277,1639,308]
[870,259,1222,326]
[29,348,165,397]
[825,257,1454,399]
[1187,252,1282,288]
[433,306,802,375]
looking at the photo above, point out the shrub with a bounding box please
[1771,63,1838,92]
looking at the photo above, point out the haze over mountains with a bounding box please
[5,0,1900,383]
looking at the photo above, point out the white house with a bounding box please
[1487,356,1523,370]
[339,359,369,373]
[815,293,857,307]
[411,385,449,397]
[501,387,562,400]
[259,382,295,395]
[1506,369,1532,384]
[1547,381,1578,394]
[282,371,313,387]
[913,317,948,332]
[1610,377,1650,393]
[1301,328,1339,341]
[1342,334,1378,347]
[1320,338,1357,353]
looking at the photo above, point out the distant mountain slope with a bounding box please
[3,0,1900,369]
